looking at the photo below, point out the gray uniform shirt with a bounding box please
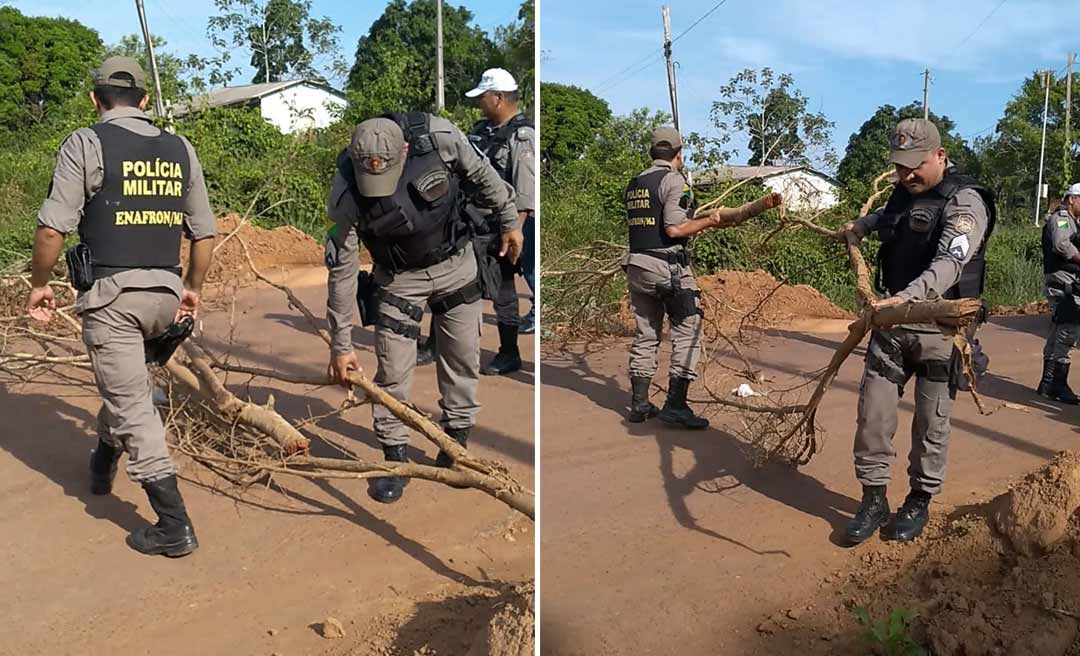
[38,106,216,313]
[622,159,691,277]
[325,114,518,355]
[855,187,990,303]
[473,117,535,214]
[1044,205,1080,289]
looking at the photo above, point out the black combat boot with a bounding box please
[368,444,410,504]
[435,428,469,489]
[1037,359,1055,398]
[89,438,122,495]
[127,475,198,557]
[658,377,709,429]
[844,485,890,546]
[415,333,436,366]
[1051,361,1080,405]
[889,490,932,542]
[481,323,522,376]
[628,376,659,423]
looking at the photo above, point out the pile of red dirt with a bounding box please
[180,214,326,285]
[759,452,1080,655]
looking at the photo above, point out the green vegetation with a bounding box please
[853,607,927,656]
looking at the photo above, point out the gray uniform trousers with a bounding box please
[372,244,482,447]
[1042,275,1080,364]
[854,327,956,495]
[81,288,179,483]
[626,263,703,381]
[493,258,520,327]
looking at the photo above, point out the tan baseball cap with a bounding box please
[650,126,683,150]
[93,56,147,90]
[348,118,406,197]
[889,118,941,169]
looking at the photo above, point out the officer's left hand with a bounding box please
[176,288,201,321]
[27,285,56,323]
[499,228,525,265]
[870,296,905,311]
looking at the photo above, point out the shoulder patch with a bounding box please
[948,234,970,260]
[953,214,975,235]
[1059,220,1071,229]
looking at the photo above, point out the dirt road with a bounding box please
[0,269,534,656]
[540,315,1078,655]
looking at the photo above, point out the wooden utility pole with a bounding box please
[1036,69,1052,225]
[436,0,445,112]
[923,68,930,119]
[1066,53,1075,183]
[662,6,680,131]
[134,0,166,121]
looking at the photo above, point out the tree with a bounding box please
[694,68,836,172]
[105,34,190,103]
[347,0,495,113]
[539,82,611,169]
[206,0,345,85]
[493,0,534,108]
[0,7,103,131]
[837,102,980,210]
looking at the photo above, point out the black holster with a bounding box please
[65,243,94,292]
[356,270,378,327]
[659,273,700,326]
[144,316,194,366]
[1053,292,1080,324]
[472,233,502,301]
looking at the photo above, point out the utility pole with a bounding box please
[662,6,680,131]
[435,0,445,112]
[922,68,930,119]
[1066,53,1075,185]
[1036,69,1052,225]
[134,0,166,121]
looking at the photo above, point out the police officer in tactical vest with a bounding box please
[1036,183,1080,404]
[27,57,216,557]
[840,118,995,545]
[624,127,781,429]
[325,112,522,504]
[465,68,536,375]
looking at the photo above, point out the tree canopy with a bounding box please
[539,81,611,168]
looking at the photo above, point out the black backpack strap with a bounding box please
[384,111,437,155]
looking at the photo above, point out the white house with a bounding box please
[171,79,347,133]
[696,165,841,213]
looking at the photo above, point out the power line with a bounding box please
[670,0,730,44]
[948,0,1009,56]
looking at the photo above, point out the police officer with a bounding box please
[1036,183,1080,404]
[624,127,781,429]
[325,112,522,504]
[26,57,216,557]
[840,118,995,545]
[465,68,536,376]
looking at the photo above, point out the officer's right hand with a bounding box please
[499,228,525,265]
[840,221,866,243]
[329,351,361,388]
[176,288,201,322]
[26,285,56,324]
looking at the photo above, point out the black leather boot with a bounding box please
[415,333,436,367]
[127,475,198,557]
[1037,359,1055,398]
[1052,361,1080,405]
[658,377,709,429]
[481,323,522,376]
[628,376,659,423]
[844,485,890,546]
[369,444,409,504]
[435,428,469,489]
[889,490,932,542]
[89,438,122,495]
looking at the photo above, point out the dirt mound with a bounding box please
[992,300,1050,316]
[181,214,326,285]
[697,269,852,326]
[761,452,1080,656]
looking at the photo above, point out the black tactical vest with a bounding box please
[80,122,189,274]
[1042,206,1080,274]
[876,170,996,299]
[337,112,468,274]
[469,113,532,182]
[625,168,688,252]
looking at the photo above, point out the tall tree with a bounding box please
[0,7,102,130]
[347,0,495,113]
[207,0,345,85]
[538,82,611,169]
[493,0,534,108]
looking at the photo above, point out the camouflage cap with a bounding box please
[889,118,941,169]
[650,126,683,150]
[93,56,147,90]
[348,117,406,197]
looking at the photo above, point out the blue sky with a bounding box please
[541,0,1075,171]
[12,0,519,87]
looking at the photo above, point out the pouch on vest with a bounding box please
[365,198,414,238]
[65,243,94,292]
[144,316,194,366]
[356,270,379,327]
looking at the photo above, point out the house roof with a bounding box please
[696,164,840,187]
[170,79,346,117]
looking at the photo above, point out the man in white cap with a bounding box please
[464,68,536,375]
[1037,183,1080,404]
[324,110,523,504]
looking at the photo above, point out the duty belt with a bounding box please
[630,248,690,266]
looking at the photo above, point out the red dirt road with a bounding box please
[0,270,534,656]
[540,315,1078,655]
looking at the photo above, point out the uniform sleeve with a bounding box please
[855,210,884,235]
[325,175,361,356]
[37,129,96,234]
[434,117,518,232]
[1048,212,1080,259]
[511,126,536,213]
[180,138,217,241]
[895,188,990,302]
[659,171,688,228]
